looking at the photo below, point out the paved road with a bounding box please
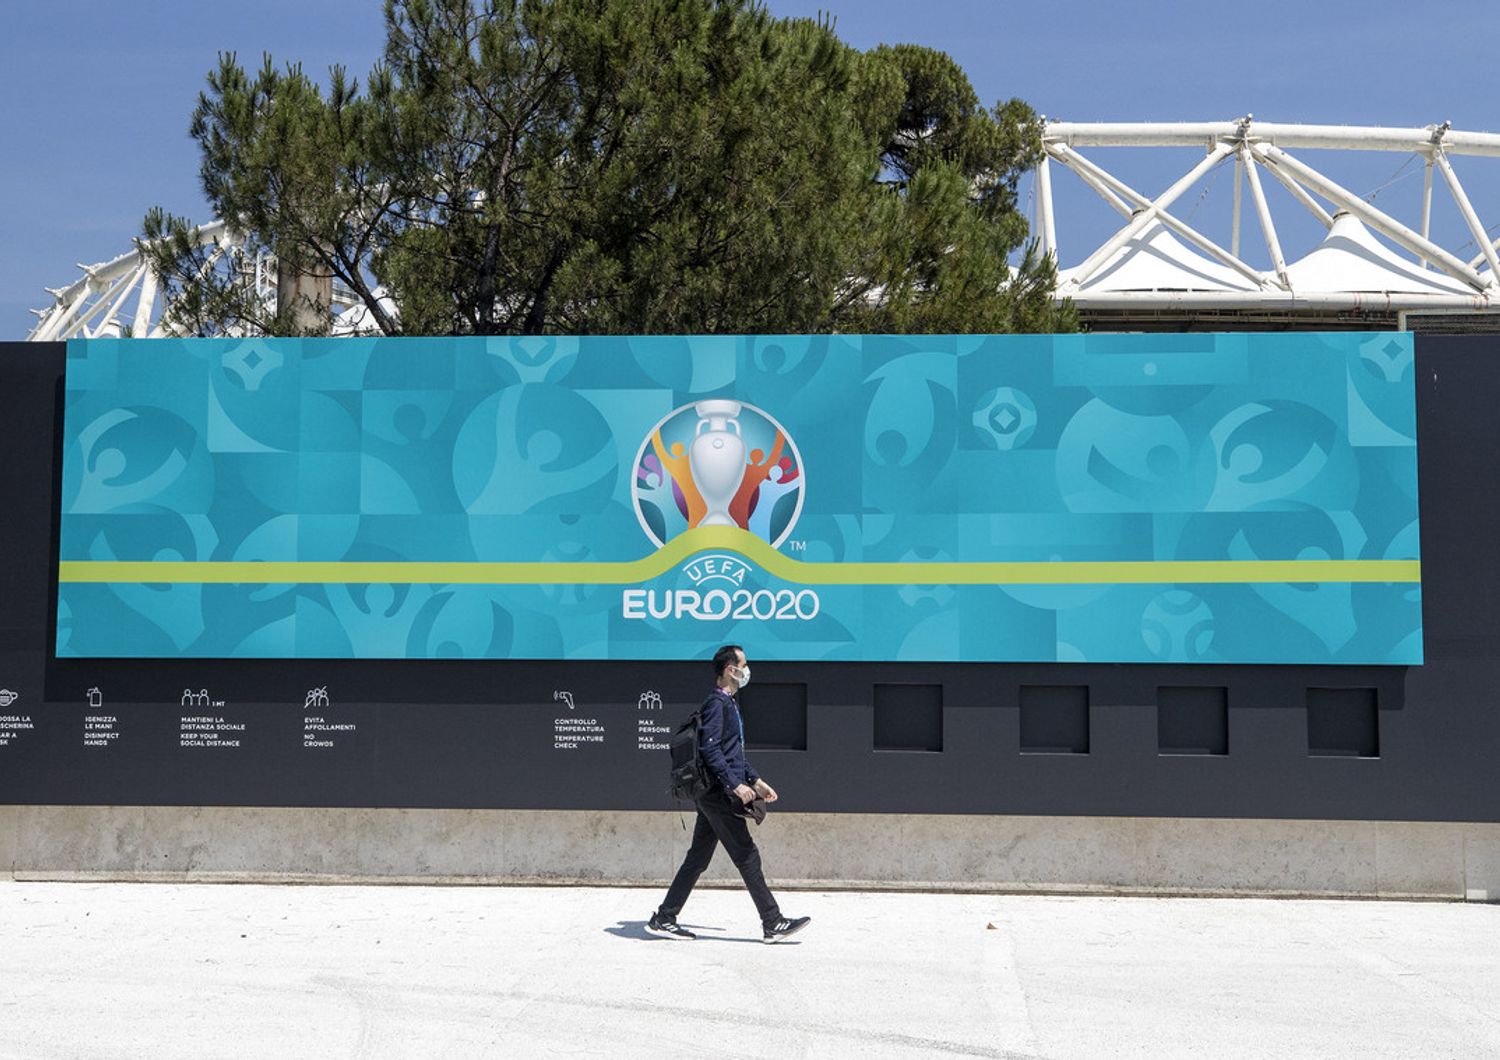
[2,882,1497,1058]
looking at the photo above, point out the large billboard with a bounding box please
[56,333,1421,664]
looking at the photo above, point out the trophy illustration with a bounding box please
[689,400,747,527]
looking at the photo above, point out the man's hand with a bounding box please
[733,783,756,805]
[753,779,778,803]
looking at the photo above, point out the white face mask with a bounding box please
[729,663,751,688]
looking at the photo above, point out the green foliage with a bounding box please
[143,0,1073,336]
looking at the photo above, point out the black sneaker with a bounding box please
[763,916,810,944]
[646,913,696,940]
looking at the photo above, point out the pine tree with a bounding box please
[142,0,1074,336]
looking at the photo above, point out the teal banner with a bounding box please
[58,333,1422,663]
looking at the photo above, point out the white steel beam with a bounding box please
[1054,153,1133,218]
[1069,289,1490,310]
[1421,158,1434,270]
[1236,153,1334,229]
[132,266,158,337]
[1036,154,1057,260]
[1045,121,1500,157]
[1466,237,1500,271]
[1231,152,1244,258]
[1251,143,1490,291]
[1242,149,1289,289]
[1433,151,1500,281]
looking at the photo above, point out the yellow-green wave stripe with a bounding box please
[57,526,1421,586]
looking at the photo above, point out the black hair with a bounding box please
[712,644,744,679]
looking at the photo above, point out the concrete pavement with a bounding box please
[2,882,1497,1059]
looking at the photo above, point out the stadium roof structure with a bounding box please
[23,118,1500,339]
[1037,118,1500,331]
[24,219,370,343]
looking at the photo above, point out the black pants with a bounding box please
[658,790,781,927]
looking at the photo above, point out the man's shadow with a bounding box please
[605,920,785,944]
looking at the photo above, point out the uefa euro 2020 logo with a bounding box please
[631,400,805,549]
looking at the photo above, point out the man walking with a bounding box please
[648,644,810,944]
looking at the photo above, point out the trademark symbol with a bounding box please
[787,540,807,552]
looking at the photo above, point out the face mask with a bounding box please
[730,664,751,688]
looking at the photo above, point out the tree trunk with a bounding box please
[277,259,334,334]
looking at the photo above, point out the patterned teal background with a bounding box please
[58,333,1422,663]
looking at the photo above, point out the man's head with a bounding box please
[713,643,750,691]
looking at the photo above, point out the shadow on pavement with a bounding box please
[605,921,786,945]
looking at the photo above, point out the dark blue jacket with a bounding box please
[699,688,759,797]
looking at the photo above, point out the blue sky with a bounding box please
[2,0,1496,339]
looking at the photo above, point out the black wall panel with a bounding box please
[2,336,1498,820]
[1158,686,1229,756]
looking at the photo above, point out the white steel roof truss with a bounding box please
[25,221,233,342]
[1050,142,1273,290]
[1062,141,1235,286]
[1035,119,1500,314]
[1251,143,1488,292]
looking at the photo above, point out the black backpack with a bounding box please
[667,708,711,801]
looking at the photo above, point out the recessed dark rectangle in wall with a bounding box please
[1307,687,1379,758]
[743,683,807,751]
[1020,685,1089,754]
[873,683,942,752]
[1157,686,1228,756]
